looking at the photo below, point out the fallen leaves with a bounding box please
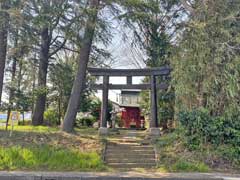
[0,128,101,153]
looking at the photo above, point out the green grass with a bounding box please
[0,125,57,131]
[0,145,105,171]
[155,129,210,173]
[75,127,98,137]
[171,160,209,172]
[155,129,239,173]
[0,125,104,171]
[4,125,58,132]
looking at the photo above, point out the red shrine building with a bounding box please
[117,90,145,129]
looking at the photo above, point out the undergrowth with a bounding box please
[0,125,104,171]
[0,145,105,171]
[155,128,239,173]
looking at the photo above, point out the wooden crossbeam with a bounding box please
[90,83,168,90]
[87,66,170,76]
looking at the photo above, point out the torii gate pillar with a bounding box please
[149,75,160,136]
[99,75,109,135]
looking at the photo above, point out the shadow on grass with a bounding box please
[0,126,100,149]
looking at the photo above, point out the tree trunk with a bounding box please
[5,31,18,130]
[32,27,50,126]
[31,59,36,118]
[62,0,100,133]
[17,59,22,92]
[22,112,24,125]
[0,2,9,105]
[6,56,17,130]
[58,96,61,125]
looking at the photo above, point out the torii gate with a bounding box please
[88,66,171,135]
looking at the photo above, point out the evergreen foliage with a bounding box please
[172,0,240,115]
[171,0,240,165]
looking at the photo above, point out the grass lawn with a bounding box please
[155,129,240,173]
[0,125,105,171]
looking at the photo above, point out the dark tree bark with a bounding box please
[180,0,195,15]
[32,27,50,125]
[58,96,61,125]
[6,32,19,130]
[0,2,9,105]
[22,112,24,125]
[62,0,100,133]
[30,59,36,118]
[6,55,17,130]
[17,60,22,91]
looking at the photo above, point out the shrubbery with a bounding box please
[178,108,240,161]
[75,113,97,127]
[76,117,97,127]
[44,109,59,126]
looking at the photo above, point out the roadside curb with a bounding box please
[0,172,239,180]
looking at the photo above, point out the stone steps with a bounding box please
[107,162,156,169]
[106,158,156,164]
[107,145,153,150]
[105,140,156,169]
[106,150,155,154]
[106,154,155,159]
[110,140,139,143]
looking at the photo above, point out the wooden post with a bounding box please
[99,75,109,135]
[150,75,160,136]
[127,76,132,85]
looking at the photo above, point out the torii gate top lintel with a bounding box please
[87,65,171,76]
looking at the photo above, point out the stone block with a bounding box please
[149,128,160,136]
[99,127,108,135]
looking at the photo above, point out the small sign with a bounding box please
[10,111,20,124]
[9,111,20,137]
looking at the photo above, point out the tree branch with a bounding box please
[180,0,195,15]
[48,39,67,57]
